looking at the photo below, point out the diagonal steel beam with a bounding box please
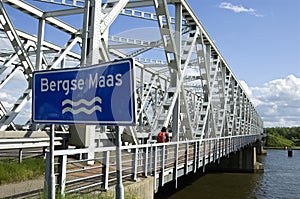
[0,89,31,131]
[4,0,78,34]
[100,0,129,34]
[0,1,34,80]
[49,35,81,69]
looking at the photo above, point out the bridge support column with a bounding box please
[205,145,264,173]
[255,139,266,155]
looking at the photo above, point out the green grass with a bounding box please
[0,158,45,185]
[267,133,294,148]
[291,146,300,150]
[61,191,138,199]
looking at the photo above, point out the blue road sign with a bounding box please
[32,58,136,125]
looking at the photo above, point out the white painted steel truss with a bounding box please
[0,0,263,141]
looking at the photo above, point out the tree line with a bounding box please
[265,127,300,148]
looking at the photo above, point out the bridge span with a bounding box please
[0,0,264,198]
[48,134,264,197]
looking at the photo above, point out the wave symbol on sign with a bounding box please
[62,97,102,115]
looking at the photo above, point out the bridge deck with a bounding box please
[47,135,261,195]
[0,0,265,197]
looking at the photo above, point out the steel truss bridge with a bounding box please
[0,0,263,140]
[0,0,264,196]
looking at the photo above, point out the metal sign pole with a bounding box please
[32,58,135,198]
[115,126,124,199]
[49,124,55,199]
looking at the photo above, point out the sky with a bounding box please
[0,0,299,128]
[187,0,300,127]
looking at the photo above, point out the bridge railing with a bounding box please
[0,137,63,162]
[47,134,261,195]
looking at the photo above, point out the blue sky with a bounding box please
[188,0,300,127]
[190,0,300,86]
[0,0,299,127]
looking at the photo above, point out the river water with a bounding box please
[162,149,300,199]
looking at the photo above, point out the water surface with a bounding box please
[165,149,300,199]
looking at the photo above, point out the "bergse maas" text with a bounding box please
[40,73,123,95]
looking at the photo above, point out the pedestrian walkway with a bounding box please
[0,177,44,199]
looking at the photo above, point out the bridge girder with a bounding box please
[0,0,263,141]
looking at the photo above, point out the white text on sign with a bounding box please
[40,73,123,95]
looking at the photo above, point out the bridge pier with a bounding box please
[205,145,264,173]
[255,139,267,155]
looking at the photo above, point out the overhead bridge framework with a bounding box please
[0,0,263,141]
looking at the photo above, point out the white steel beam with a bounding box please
[49,35,81,69]
[0,0,263,141]
[0,89,32,131]
[0,1,34,80]
[38,0,85,7]
[43,8,84,18]
[4,0,78,34]
[100,0,129,34]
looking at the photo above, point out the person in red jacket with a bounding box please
[157,127,170,143]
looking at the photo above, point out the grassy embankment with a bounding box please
[0,158,45,185]
[265,127,300,149]
[266,133,294,148]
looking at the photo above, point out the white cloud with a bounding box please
[243,75,300,127]
[240,80,252,96]
[0,90,17,110]
[218,2,263,17]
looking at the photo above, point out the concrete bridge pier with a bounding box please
[206,145,264,173]
[255,139,267,155]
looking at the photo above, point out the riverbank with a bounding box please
[264,146,300,150]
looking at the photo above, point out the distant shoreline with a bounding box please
[263,146,300,150]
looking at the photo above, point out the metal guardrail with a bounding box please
[48,134,261,195]
[0,137,63,150]
[0,137,63,162]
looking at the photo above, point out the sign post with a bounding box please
[49,124,55,199]
[115,126,124,199]
[32,58,136,125]
[32,58,135,198]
